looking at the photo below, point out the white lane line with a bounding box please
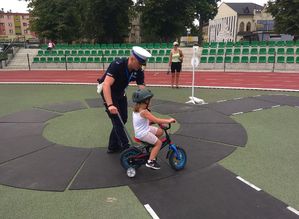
[144,204,160,219]
[252,108,263,112]
[287,206,299,216]
[217,99,227,102]
[233,97,243,100]
[232,112,243,115]
[236,176,261,191]
[272,105,280,108]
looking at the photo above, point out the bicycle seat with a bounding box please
[134,137,142,143]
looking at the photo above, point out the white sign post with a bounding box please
[186,46,205,104]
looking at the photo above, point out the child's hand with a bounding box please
[168,118,176,123]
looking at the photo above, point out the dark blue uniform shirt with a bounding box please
[98,58,144,96]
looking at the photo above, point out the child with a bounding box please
[132,89,176,170]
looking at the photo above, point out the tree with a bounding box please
[267,0,299,39]
[137,0,219,42]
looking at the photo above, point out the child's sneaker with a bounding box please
[146,160,161,170]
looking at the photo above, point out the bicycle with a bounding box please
[120,123,187,178]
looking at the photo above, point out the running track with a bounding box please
[0,70,299,91]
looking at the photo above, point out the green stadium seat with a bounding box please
[44,50,50,56]
[250,41,258,47]
[58,50,64,56]
[210,42,217,48]
[233,48,241,55]
[234,42,241,47]
[268,41,276,47]
[97,50,103,56]
[258,41,267,47]
[277,48,285,54]
[126,44,133,49]
[296,57,299,63]
[155,57,162,63]
[165,49,171,55]
[94,57,100,63]
[47,57,53,63]
[108,57,114,62]
[120,44,127,49]
[71,50,77,56]
[268,48,276,55]
[241,56,248,63]
[208,57,215,63]
[276,41,285,47]
[110,50,117,56]
[162,57,169,63]
[33,57,39,63]
[296,48,299,55]
[104,50,110,56]
[286,56,294,63]
[151,50,158,56]
[40,57,46,63]
[147,43,153,49]
[250,48,258,55]
[286,48,294,54]
[81,57,87,63]
[225,48,232,55]
[250,56,258,63]
[242,41,250,47]
[60,57,66,63]
[286,41,294,47]
[91,50,97,56]
[161,43,168,48]
[209,49,216,55]
[125,50,130,56]
[216,56,223,63]
[242,48,249,55]
[74,57,80,63]
[101,57,107,63]
[67,57,73,63]
[259,48,267,55]
[258,56,266,63]
[203,42,209,48]
[107,44,113,49]
[118,50,124,56]
[268,56,275,63]
[148,57,155,63]
[217,49,224,55]
[233,56,240,63]
[218,42,225,48]
[50,51,57,56]
[64,50,71,56]
[295,41,299,46]
[113,44,120,49]
[37,50,43,56]
[101,44,107,49]
[224,56,231,63]
[53,57,60,63]
[87,57,94,62]
[77,50,83,56]
[159,50,165,56]
[200,56,207,63]
[277,56,285,63]
[154,43,161,49]
[202,49,208,55]
[226,42,234,47]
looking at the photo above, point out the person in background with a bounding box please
[97,46,152,153]
[47,40,55,50]
[169,41,184,88]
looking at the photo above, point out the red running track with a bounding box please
[0,70,299,91]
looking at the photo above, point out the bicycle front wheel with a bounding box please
[168,147,187,170]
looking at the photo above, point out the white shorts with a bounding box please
[139,126,159,145]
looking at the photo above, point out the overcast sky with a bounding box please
[1,0,269,13]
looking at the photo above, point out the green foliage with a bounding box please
[137,0,219,42]
[267,0,299,38]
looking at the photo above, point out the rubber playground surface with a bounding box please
[0,70,299,218]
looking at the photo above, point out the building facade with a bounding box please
[208,3,265,42]
[0,11,36,40]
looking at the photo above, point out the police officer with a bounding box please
[98,46,152,153]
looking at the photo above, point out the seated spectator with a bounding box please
[47,40,55,50]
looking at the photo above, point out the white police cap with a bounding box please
[131,46,152,65]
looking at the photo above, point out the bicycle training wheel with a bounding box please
[168,147,187,170]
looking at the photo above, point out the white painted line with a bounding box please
[236,176,261,191]
[272,105,280,108]
[295,106,299,108]
[217,99,227,102]
[233,97,243,100]
[287,206,299,216]
[253,95,261,97]
[144,204,160,219]
[252,108,263,112]
[232,112,243,115]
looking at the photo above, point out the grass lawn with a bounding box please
[0,84,299,218]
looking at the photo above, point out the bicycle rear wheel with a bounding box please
[120,147,142,170]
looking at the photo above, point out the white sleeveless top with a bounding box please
[132,110,150,139]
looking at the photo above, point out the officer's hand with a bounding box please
[108,105,118,114]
